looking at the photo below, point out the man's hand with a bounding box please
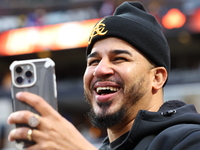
[7,92,98,150]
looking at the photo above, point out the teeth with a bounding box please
[96,87,119,93]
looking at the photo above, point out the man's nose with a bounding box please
[93,60,114,78]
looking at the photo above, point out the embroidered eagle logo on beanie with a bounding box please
[88,19,108,44]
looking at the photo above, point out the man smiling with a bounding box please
[84,38,161,131]
[83,1,200,149]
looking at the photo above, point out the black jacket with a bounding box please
[99,100,200,150]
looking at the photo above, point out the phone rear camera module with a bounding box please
[16,76,24,84]
[15,66,23,74]
[25,71,33,78]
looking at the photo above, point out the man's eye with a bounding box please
[88,60,99,66]
[114,57,128,61]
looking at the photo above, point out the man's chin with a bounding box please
[87,106,126,129]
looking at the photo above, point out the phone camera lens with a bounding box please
[16,76,23,84]
[16,66,23,74]
[25,71,33,78]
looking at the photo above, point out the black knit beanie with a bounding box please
[86,1,170,74]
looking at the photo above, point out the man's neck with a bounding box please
[107,119,135,143]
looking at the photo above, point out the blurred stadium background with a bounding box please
[0,0,200,149]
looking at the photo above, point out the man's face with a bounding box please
[83,37,153,128]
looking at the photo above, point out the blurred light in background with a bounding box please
[0,19,99,56]
[162,8,186,29]
[189,8,200,32]
[178,31,191,44]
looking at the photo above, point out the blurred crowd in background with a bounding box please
[0,0,200,149]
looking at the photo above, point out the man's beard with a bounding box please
[85,74,148,129]
[86,101,127,129]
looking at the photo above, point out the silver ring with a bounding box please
[27,129,33,141]
[28,114,40,128]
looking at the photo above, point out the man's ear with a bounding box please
[151,67,168,91]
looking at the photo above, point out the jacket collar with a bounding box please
[101,100,200,150]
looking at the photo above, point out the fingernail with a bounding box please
[7,114,13,124]
[8,129,16,141]
[16,92,22,98]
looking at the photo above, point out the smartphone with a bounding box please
[9,58,57,150]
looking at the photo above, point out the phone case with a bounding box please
[9,58,57,149]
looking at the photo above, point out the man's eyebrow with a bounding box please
[87,51,98,59]
[111,49,133,56]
